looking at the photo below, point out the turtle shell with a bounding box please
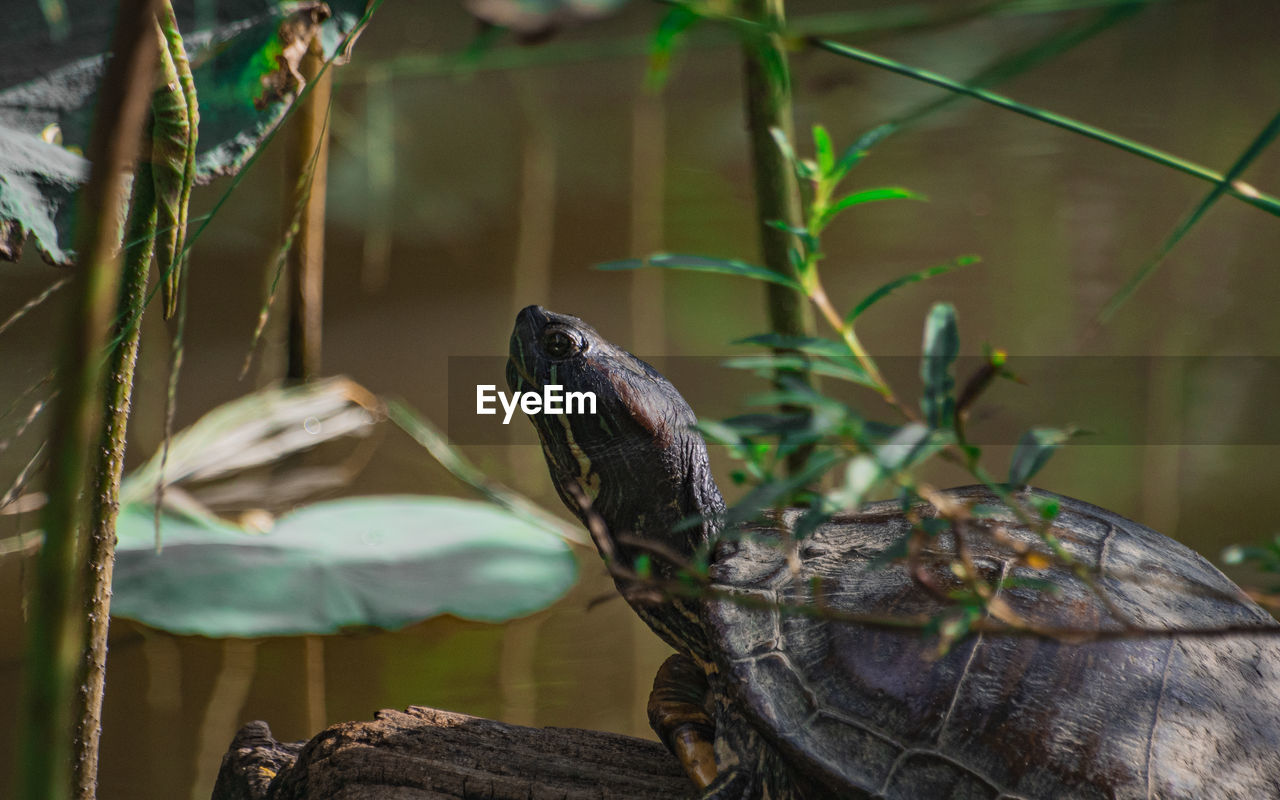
[705,485,1280,799]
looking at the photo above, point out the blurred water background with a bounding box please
[2,1,1279,796]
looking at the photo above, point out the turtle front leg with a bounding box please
[648,653,719,789]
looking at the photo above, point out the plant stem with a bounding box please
[742,0,809,339]
[74,163,157,800]
[19,1,161,798]
[286,37,331,382]
[806,279,897,408]
[742,0,813,474]
[809,37,1280,218]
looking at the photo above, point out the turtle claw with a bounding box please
[648,654,719,789]
[699,768,755,800]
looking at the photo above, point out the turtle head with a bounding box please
[508,306,724,572]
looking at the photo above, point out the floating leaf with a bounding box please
[920,303,959,429]
[120,377,377,507]
[386,399,586,545]
[848,256,978,322]
[1008,427,1077,487]
[111,496,578,636]
[597,252,800,289]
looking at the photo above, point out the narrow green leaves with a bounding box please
[646,5,701,90]
[812,124,835,174]
[734,333,850,358]
[1008,427,1078,487]
[723,354,875,387]
[808,37,1280,218]
[920,303,959,429]
[598,252,801,289]
[153,2,199,321]
[771,126,815,181]
[1100,105,1280,321]
[849,256,978,322]
[818,186,923,229]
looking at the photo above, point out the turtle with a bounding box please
[506,305,1280,799]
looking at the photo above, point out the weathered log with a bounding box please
[212,705,695,800]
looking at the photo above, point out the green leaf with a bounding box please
[734,333,850,358]
[873,422,943,472]
[831,123,894,181]
[1008,427,1077,487]
[847,256,979,322]
[830,454,880,509]
[646,5,701,90]
[812,124,835,174]
[771,126,814,181]
[722,354,876,387]
[818,186,924,228]
[724,450,843,527]
[694,418,750,447]
[920,303,959,429]
[0,1,376,265]
[120,377,375,507]
[111,497,577,636]
[386,400,587,545]
[0,125,86,264]
[808,38,1280,219]
[597,252,801,289]
[1100,105,1280,321]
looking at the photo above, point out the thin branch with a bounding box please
[807,37,1280,218]
[564,478,1274,646]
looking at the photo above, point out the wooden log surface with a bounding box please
[212,705,695,800]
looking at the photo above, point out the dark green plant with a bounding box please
[605,120,1084,647]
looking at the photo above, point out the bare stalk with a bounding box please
[286,37,332,382]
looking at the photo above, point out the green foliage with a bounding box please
[920,303,959,430]
[848,256,977,322]
[1101,107,1280,320]
[600,116,1078,649]
[807,37,1280,220]
[0,1,372,265]
[111,497,577,636]
[1223,537,1280,595]
[1008,427,1079,487]
[599,252,801,289]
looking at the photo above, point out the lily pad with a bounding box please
[111,496,578,637]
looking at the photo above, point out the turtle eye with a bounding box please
[541,329,579,359]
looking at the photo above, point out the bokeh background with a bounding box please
[2,1,1279,796]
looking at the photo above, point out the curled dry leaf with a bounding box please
[254,2,333,111]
